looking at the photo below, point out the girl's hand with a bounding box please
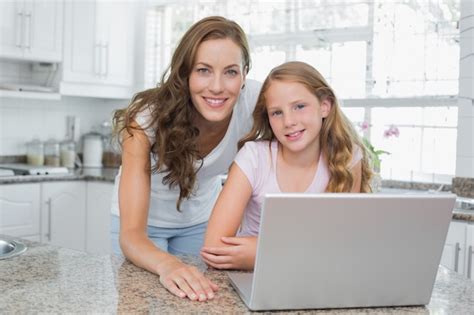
[200,236,257,270]
[157,257,219,301]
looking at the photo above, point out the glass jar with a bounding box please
[60,139,76,168]
[44,138,60,166]
[26,139,44,166]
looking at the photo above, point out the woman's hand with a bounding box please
[200,236,257,270]
[157,257,219,301]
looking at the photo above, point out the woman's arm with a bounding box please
[350,160,362,192]
[200,162,256,270]
[119,123,217,301]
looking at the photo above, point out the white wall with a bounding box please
[456,0,474,178]
[0,96,128,155]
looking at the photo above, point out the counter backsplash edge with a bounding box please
[1,155,472,197]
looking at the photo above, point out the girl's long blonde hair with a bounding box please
[239,61,373,192]
[113,16,251,210]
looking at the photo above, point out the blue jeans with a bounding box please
[110,215,208,256]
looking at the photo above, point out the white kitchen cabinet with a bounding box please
[41,181,86,251]
[0,183,40,239]
[0,0,63,62]
[440,221,466,274]
[86,181,113,254]
[61,0,136,98]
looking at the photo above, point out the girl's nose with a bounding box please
[209,74,224,94]
[284,112,297,127]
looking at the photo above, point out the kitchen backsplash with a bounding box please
[0,96,128,156]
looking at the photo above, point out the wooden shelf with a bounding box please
[0,90,61,100]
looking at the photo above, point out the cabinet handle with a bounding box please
[468,245,473,279]
[95,43,101,76]
[103,43,109,77]
[16,11,23,47]
[24,11,31,49]
[46,198,52,241]
[454,242,460,272]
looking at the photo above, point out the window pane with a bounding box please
[371,106,457,180]
[371,0,460,97]
[297,0,369,29]
[248,46,286,81]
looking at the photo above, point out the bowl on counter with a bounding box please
[0,239,27,260]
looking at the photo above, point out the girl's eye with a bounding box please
[270,110,282,117]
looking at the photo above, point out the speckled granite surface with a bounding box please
[0,237,473,314]
[452,177,474,198]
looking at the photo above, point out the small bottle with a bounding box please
[26,139,44,166]
[60,139,76,168]
[44,138,60,166]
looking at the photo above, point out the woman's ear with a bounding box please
[321,99,332,118]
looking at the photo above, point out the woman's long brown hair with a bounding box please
[113,16,251,210]
[239,61,373,192]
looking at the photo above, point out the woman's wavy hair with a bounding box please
[239,61,373,192]
[113,16,251,210]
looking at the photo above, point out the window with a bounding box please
[144,0,460,183]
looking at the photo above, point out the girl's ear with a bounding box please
[320,99,332,118]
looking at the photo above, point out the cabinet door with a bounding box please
[97,1,135,86]
[0,1,24,58]
[86,182,113,254]
[0,183,40,238]
[440,221,466,274]
[41,182,86,251]
[23,0,63,62]
[62,0,101,84]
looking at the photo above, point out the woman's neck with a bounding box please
[194,112,233,158]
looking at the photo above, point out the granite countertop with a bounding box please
[1,238,473,314]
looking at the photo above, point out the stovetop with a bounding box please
[0,163,70,176]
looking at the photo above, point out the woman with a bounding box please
[111,16,261,301]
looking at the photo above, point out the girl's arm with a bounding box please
[119,122,217,301]
[350,160,362,192]
[201,162,255,270]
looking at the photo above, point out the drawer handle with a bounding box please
[468,245,473,279]
[454,242,460,272]
[46,198,52,241]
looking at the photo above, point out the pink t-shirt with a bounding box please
[234,140,362,236]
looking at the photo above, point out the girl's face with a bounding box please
[265,80,331,154]
[189,38,246,125]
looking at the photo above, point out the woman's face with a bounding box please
[189,38,246,125]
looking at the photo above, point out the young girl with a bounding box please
[201,61,372,270]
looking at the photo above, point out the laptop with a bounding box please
[227,193,456,311]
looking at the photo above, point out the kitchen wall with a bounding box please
[0,97,128,156]
[456,0,474,179]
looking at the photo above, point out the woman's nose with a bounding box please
[209,74,224,94]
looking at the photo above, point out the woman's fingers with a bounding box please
[201,250,233,264]
[159,261,217,301]
[160,277,187,298]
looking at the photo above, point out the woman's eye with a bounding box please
[226,69,238,76]
[295,104,306,110]
[197,68,209,74]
